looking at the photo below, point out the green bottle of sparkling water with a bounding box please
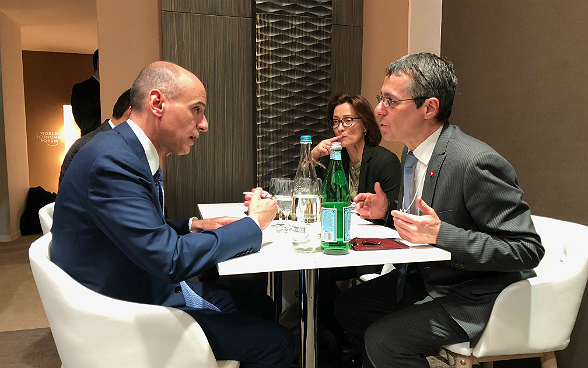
[320,142,351,255]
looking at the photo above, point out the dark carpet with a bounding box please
[0,328,61,368]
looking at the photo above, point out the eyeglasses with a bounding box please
[329,117,361,128]
[376,95,429,108]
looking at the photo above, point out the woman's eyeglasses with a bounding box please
[329,117,361,128]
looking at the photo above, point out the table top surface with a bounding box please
[198,203,451,275]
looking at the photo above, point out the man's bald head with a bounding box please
[130,61,199,113]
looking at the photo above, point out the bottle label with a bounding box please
[330,150,342,160]
[343,206,351,242]
[321,205,351,242]
[321,207,337,242]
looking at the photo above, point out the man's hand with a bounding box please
[354,182,389,219]
[391,198,440,244]
[311,135,344,162]
[190,217,240,232]
[244,187,278,231]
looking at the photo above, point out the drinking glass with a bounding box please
[270,178,293,232]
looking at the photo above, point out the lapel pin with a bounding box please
[430,170,434,177]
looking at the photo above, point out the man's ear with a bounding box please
[422,97,440,121]
[148,90,164,118]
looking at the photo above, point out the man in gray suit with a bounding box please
[335,53,544,368]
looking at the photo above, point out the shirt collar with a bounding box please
[126,119,159,175]
[107,119,114,129]
[411,125,443,166]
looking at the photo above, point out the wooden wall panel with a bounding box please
[161,0,253,17]
[162,9,254,218]
[333,0,362,26]
[331,24,362,98]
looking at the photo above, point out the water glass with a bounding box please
[270,178,293,231]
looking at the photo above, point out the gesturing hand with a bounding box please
[310,135,344,162]
[354,182,389,220]
[391,198,440,244]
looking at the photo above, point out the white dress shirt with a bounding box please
[410,125,443,204]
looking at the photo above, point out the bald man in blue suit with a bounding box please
[52,61,294,367]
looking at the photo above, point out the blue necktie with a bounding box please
[403,152,419,211]
[180,281,221,312]
[153,168,220,312]
[396,152,418,303]
[153,168,165,217]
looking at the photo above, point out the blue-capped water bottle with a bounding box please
[291,135,321,253]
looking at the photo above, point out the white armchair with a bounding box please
[38,202,55,234]
[29,233,239,368]
[442,215,588,368]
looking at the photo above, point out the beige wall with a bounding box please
[362,0,409,158]
[0,12,29,241]
[96,0,162,121]
[22,51,92,194]
[442,1,588,227]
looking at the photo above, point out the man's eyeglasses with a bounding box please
[329,117,361,128]
[376,95,429,108]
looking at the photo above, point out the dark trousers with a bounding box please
[184,281,295,368]
[334,269,469,368]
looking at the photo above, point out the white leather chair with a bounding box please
[38,202,55,234]
[29,233,239,368]
[441,215,588,368]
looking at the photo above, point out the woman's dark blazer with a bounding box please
[318,144,401,209]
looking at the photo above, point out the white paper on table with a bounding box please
[351,214,399,238]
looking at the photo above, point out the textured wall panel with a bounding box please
[161,0,362,216]
[162,10,254,219]
[256,1,333,187]
[333,0,363,26]
[256,0,331,17]
[161,0,253,17]
[331,24,363,97]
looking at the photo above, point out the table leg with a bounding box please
[268,271,282,322]
[299,269,318,368]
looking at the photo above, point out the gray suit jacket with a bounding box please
[399,122,544,344]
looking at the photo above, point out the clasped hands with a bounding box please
[244,187,278,231]
[190,188,277,233]
[355,182,441,245]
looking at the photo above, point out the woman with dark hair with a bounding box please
[312,94,401,367]
[311,93,401,207]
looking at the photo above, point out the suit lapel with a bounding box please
[421,123,453,206]
[114,122,164,219]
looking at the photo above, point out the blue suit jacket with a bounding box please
[52,122,261,308]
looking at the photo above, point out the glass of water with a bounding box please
[270,178,293,232]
